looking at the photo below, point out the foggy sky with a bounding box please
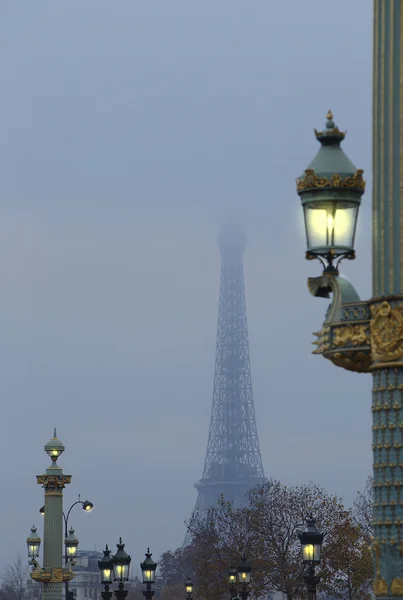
[0,0,372,574]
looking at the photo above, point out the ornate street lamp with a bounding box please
[65,528,79,562]
[98,545,115,600]
[185,577,193,600]
[237,555,251,600]
[141,548,157,600]
[298,515,323,600]
[296,111,364,273]
[26,526,41,563]
[113,538,132,600]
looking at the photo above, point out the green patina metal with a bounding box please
[298,3,403,597]
[32,431,73,600]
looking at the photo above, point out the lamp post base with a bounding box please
[101,593,113,600]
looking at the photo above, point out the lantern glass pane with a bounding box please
[142,568,155,583]
[28,542,40,558]
[238,571,251,584]
[101,568,113,584]
[114,563,129,581]
[302,542,321,564]
[304,203,358,254]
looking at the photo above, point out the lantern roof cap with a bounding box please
[98,545,114,570]
[114,538,131,564]
[141,548,157,568]
[298,513,324,545]
[27,526,41,543]
[65,527,79,545]
[297,111,365,195]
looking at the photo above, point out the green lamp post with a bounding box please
[185,577,193,600]
[298,516,323,600]
[237,555,251,600]
[296,2,403,594]
[98,545,115,600]
[141,549,157,600]
[228,566,237,599]
[113,538,132,600]
[29,429,74,600]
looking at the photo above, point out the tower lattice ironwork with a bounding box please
[185,224,265,543]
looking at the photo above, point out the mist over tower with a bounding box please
[184,224,265,544]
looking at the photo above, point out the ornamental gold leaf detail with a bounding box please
[333,324,369,348]
[296,168,366,193]
[36,475,72,489]
[373,578,388,596]
[370,302,403,362]
[391,579,403,596]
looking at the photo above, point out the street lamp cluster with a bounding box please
[98,542,158,600]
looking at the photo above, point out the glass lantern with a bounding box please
[237,554,251,584]
[298,515,324,565]
[141,549,157,585]
[65,527,79,560]
[27,526,41,559]
[98,545,114,586]
[113,538,131,582]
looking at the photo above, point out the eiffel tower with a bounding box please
[184,224,265,544]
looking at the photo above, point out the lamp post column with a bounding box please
[372,2,403,598]
[35,430,72,600]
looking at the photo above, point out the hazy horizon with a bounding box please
[0,0,372,573]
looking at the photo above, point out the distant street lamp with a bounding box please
[228,566,237,599]
[185,577,193,600]
[237,555,251,600]
[298,515,324,600]
[98,545,114,600]
[141,549,157,600]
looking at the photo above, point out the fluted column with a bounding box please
[372,2,403,598]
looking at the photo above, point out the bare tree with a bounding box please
[2,555,29,600]
[353,476,373,541]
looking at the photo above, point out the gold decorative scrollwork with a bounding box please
[296,168,366,193]
[374,578,388,596]
[36,475,72,489]
[333,324,370,348]
[371,301,403,362]
[391,579,403,596]
[329,350,371,373]
[31,567,74,584]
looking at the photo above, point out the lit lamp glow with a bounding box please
[82,500,93,512]
[303,203,358,259]
[228,567,237,585]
